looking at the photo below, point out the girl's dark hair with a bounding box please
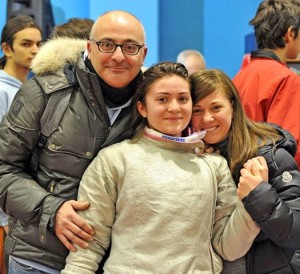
[125,61,190,140]
[0,15,42,69]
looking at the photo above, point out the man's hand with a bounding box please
[237,156,269,200]
[55,200,95,252]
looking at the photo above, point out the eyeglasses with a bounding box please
[90,39,144,55]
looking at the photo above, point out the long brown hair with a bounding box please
[190,69,280,180]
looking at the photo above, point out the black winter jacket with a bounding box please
[0,38,139,270]
[218,125,300,273]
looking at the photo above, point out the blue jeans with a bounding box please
[9,257,56,274]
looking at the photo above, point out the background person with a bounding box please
[0,15,42,121]
[191,68,300,274]
[0,15,42,274]
[233,0,300,169]
[62,62,259,274]
[0,10,147,274]
[48,17,94,63]
[176,49,206,75]
[50,17,94,40]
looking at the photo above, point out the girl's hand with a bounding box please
[237,156,268,200]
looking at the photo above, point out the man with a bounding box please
[0,15,42,274]
[0,10,147,273]
[176,49,206,75]
[0,15,42,121]
[233,0,300,169]
[49,17,94,40]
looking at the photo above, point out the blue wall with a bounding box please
[0,0,262,78]
[159,0,204,64]
[0,1,6,35]
[203,0,261,77]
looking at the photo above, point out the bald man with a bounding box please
[177,49,206,75]
[0,10,147,273]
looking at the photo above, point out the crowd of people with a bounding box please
[0,0,299,273]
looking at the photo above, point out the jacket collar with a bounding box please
[251,50,281,62]
[31,38,87,76]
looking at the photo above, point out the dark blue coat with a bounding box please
[218,125,300,273]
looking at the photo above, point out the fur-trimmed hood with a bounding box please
[31,38,87,75]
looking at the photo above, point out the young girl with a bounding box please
[190,68,300,273]
[62,62,259,274]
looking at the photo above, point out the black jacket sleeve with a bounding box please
[242,148,300,249]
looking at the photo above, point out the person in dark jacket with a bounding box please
[0,10,147,274]
[190,68,300,274]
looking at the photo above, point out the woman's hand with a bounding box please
[237,156,268,200]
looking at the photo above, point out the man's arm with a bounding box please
[55,200,94,252]
[0,79,49,222]
[0,79,94,250]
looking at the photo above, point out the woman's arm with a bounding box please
[62,155,117,274]
[211,155,260,261]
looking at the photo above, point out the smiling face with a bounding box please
[137,75,192,137]
[191,88,233,144]
[87,11,147,88]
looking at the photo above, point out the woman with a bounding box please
[62,62,259,274]
[190,68,300,273]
